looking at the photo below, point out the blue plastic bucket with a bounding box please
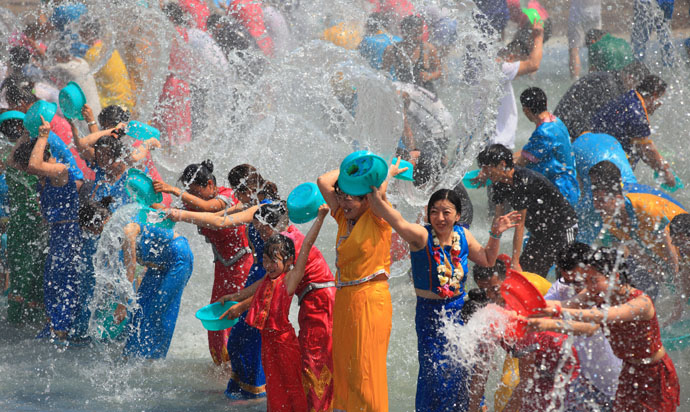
[59,81,87,120]
[126,168,163,206]
[138,207,176,229]
[338,150,388,196]
[23,100,57,137]
[391,157,414,181]
[196,301,240,331]
[287,182,326,224]
[462,169,491,189]
[0,110,25,124]
[127,120,161,142]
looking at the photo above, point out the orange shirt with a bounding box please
[334,207,392,287]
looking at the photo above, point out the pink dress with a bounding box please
[228,0,275,57]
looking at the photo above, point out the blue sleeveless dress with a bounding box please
[123,224,194,359]
[409,224,470,412]
[224,224,267,399]
[39,167,83,334]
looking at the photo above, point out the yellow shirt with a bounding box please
[85,41,135,111]
[334,207,392,286]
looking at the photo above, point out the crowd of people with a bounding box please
[1,0,690,411]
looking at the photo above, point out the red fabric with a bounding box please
[261,327,308,412]
[282,225,334,297]
[614,354,679,412]
[199,187,252,364]
[178,0,210,30]
[50,115,95,181]
[368,0,415,18]
[507,331,579,411]
[154,27,191,146]
[228,0,275,57]
[606,289,663,361]
[246,273,294,332]
[298,287,335,411]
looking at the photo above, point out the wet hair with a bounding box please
[78,196,114,230]
[94,135,125,162]
[9,47,31,72]
[258,181,280,201]
[0,117,26,142]
[426,188,463,224]
[477,144,513,169]
[206,13,223,31]
[227,164,265,193]
[180,160,216,187]
[212,20,251,52]
[13,138,50,167]
[585,29,607,46]
[586,247,629,284]
[98,105,131,129]
[1,75,37,108]
[264,233,296,264]
[365,12,390,34]
[254,201,288,229]
[620,61,650,87]
[556,242,593,274]
[473,259,507,283]
[636,75,667,98]
[163,2,188,27]
[520,87,548,114]
[400,15,424,37]
[589,161,623,195]
[499,37,531,59]
[670,214,690,238]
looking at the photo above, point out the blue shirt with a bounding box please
[359,33,401,72]
[410,225,468,296]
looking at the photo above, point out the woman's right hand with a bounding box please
[153,180,177,195]
[38,115,51,139]
[219,302,243,320]
[82,104,95,124]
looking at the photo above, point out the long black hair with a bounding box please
[264,234,295,264]
[586,247,630,285]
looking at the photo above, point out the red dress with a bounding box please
[283,226,335,411]
[606,290,680,411]
[194,186,253,364]
[246,273,307,412]
[154,27,191,146]
[50,115,95,181]
[228,0,275,57]
[177,0,210,31]
[506,331,580,411]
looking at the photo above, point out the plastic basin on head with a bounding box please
[661,318,690,351]
[287,182,326,224]
[126,168,163,206]
[24,100,57,138]
[462,169,491,189]
[338,150,388,196]
[138,207,176,229]
[500,270,547,316]
[392,157,414,181]
[0,110,25,125]
[127,120,161,142]
[59,81,87,120]
[196,301,240,331]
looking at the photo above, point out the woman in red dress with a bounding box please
[528,247,680,412]
[154,160,252,365]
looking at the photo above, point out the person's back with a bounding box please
[590,89,649,160]
[553,71,625,139]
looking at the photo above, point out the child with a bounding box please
[243,204,329,411]
[154,160,253,365]
[529,247,680,411]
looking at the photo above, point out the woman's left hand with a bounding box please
[164,208,182,222]
[491,210,521,235]
[153,180,176,195]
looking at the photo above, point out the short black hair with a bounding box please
[163,2,187,26]
[586,246,629,284]
[426,188,463,224]
[589,160,623,195]
[13,138,50,167]
[180,160,216,187]
[1,75,37,108]
[9,46,31,71]
[472,259,507,283]
[670,214,690,238]
[264,233,295,263]
[79,196,113,230]
[254,201,288,229]
[98,105,130,129]
[557,242,593,273]
[477,144,513,169]
[227,164,264,192]
[636,75,667,98]
[0,117,25,142]
[520,87,548,114]
[620,61,650,87]
[366,12,390,34]
[585,29,607,47]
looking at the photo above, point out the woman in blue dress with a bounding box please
[367,169,520,412]
[16,117,84,342]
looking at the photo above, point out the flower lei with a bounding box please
[432,230,465,298]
